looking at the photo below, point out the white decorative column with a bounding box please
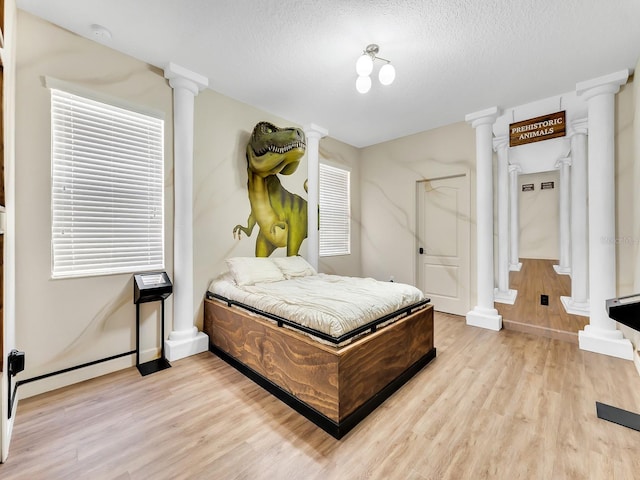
[164,63,210,361]
[561,120,590,316]
[508,164,522,271]
[303,124,328,271]
[553,157,572,275]
[494,135,517,304]
[465,107,502,331]
[577,70,633,360]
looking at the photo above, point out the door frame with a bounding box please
[415,170,471,315]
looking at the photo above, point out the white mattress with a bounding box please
[208,273,426,339]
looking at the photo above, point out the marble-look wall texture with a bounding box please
[15,12,174,397]
[518,170,560,260]
[13,12,362,398]
[11,11,640,400]
[616,82,636,299]
[192,93,309,326]
[360,122,477,303]
[317,137,362,277]
[193,109,362,323]
[622,60,640,353]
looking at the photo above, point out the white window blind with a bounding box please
[51,88,165,278]
[319,163,351,256]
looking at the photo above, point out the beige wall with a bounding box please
[318,137,362,276]
[15,12,174,397]
[193,113,362,323]
[14,11,361,398]
[624,62,640,353]
[359,122,477,301]
[192,92,312,325]
[11,11,640,401]
[1,0,17,462]
[518,170,560,260]
[616,81,636,298]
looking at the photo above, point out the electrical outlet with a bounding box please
[541,294,549,306]
[8,349,25,376]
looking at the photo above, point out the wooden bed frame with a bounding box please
[203,297,436,439]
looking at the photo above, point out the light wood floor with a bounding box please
[2,312,640,479]
[496,259,589,343]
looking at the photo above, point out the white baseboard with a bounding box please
[578,326,634,360]
[165,331,209,361]
[560,296,590,317]
[139,346,161,364]
[553,265,571,275]
[17,354,136,399]
[466,307,502,331]
[494,288,517,305]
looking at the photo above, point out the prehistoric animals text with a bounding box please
[509,111,566,147]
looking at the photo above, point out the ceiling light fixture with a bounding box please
[355,44,395,94]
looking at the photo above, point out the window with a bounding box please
[50,88,164,278]
[319,163,351,256]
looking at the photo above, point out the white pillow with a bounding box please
[272,256,317,279]
[225,257,285,286]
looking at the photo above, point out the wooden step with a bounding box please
[502,317,579,344]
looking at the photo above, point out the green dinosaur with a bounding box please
[233,121,308,257]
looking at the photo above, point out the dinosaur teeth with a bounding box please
[252,140,306,157]
[267,141,305,155]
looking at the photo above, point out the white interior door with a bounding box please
[417,174,470,315]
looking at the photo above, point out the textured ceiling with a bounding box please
[16,0,640,147]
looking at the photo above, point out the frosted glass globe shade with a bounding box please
[356,75,372,94]
[356,54,374,76]
[379,63,396,85]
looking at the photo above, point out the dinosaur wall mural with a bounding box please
[233,121,308,257]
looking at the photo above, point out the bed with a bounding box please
[203,256,436,439]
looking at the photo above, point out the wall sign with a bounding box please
[509,111,566,147]
[541,181,555,190]
[522,183,534,192]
